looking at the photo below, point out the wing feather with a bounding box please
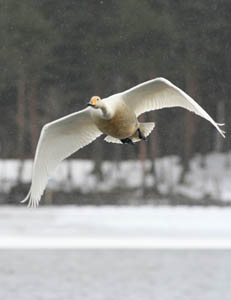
[121,77,225,137]
[22,108,102,207]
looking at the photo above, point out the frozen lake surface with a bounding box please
[1,206,231,299]
[0,205,231,248]
[0,250,231,300]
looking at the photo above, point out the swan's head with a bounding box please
[87,96,102,109]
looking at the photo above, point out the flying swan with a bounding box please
[22,77,225,207]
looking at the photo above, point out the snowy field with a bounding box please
[1,205,231,248]
[1,206,231,300]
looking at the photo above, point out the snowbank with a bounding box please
[1,152,231,202]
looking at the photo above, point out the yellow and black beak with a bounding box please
[87,97,97,107]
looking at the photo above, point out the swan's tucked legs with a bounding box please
[120,138,134,145]
[137,128,146,140]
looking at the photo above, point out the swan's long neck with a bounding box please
[100,102,113,120]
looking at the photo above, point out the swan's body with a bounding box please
[91,98,138,139]
[22,77,225,207]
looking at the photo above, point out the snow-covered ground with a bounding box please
[1,152,231,202]
[1,206,231,249]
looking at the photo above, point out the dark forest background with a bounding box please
[0,0,230,204]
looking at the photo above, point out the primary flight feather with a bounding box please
[22,77,225,207]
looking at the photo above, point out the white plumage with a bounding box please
[22,77,225,207]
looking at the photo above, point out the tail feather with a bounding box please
[139,122,155,138]
[130,122,155,143]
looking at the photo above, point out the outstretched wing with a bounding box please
[121,77,225,137]
[22,108,102,207]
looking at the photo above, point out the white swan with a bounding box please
[22,77,225,207]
